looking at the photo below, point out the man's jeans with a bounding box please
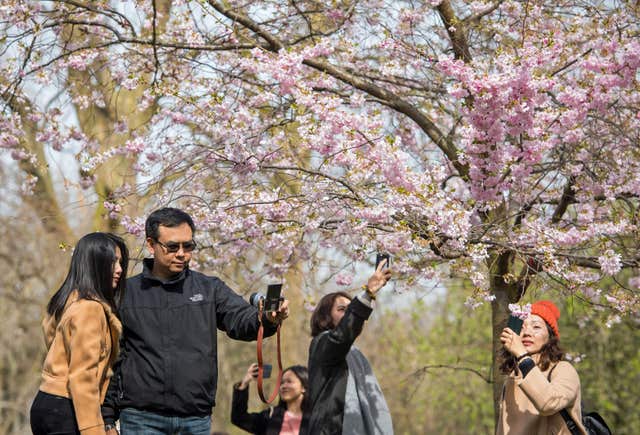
[119,407,211,435]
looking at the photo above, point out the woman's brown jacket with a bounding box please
[497,360,587,435]
[39,292,121,435]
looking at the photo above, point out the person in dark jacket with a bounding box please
[101,208,289,435]
[231,363,310,434]
[307,260,393,435]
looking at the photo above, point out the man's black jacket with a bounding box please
[102,259,277,422]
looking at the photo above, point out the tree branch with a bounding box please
[206,1,469,180]
[551,177,575,223]
[412,364,492,384]
[260,164,363,202]
[437,1,472,62]
[207,0,284,51]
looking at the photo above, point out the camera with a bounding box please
[250,284,283,314]
[265,284,283,313]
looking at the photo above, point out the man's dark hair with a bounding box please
[145,207,196,240]
[47,232,129,321]
[310,291,352,337]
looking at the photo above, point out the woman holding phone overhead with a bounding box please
[307,258,394,435]
[231,363,310,435]
[497,300,587,435]
[30,232,128,435]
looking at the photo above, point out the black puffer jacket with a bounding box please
[307,297,372,435]
[102,259,276,422]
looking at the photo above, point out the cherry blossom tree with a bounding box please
[3,0,640,416]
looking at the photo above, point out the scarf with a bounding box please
[342,346,394,435]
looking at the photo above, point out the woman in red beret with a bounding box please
[497,300,587,435]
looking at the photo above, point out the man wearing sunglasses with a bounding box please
[102,207,289,435]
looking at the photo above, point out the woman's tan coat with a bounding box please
[497,360,587,435]
[38,292,121,435]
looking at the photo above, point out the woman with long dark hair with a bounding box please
[231,363,310,434]
[497,300,587,435]
[30,232,128,435]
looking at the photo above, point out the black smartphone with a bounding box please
[265,284,283,313]
[262,363,272,379]
[507,315,524,335]
[375,253,390,269]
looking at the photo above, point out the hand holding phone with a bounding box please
[375,253,390,270]
[366,253,393,298]
[502,315,528,358]
[240,363,260,389]
[507,315,524,335]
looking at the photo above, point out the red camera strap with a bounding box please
[256,303,283,404]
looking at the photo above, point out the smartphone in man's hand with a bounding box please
[507,315,524,335]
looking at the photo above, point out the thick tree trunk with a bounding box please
[490,284,512,424]
[63,0,173,232]
[489,250,521,426]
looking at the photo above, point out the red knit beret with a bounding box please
[530,300,561,338]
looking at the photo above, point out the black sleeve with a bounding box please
[101,322,127,424]
[101,370,119,425]
[231,383,271,435]
[309,297,373,366]
[213,278,278,340]
[518,357,536,378]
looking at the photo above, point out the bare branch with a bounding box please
[45,0,138,36]
[151,0,161,85]
[260,164,363,202]
[207,1,284,51]
[411,364,493,384]
[466,0,506,24]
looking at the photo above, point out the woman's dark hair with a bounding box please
[47,232,129,321]
[145,207,196,240]
[278,365,311,412]
[310,291,352,337]
[499,324,565,374]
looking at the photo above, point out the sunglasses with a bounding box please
[154,239,197,253]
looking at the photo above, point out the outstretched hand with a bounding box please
[366,259,392,297]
